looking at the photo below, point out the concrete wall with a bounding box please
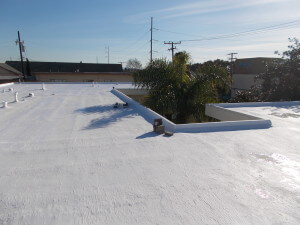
[34,72,133,82]
[117,88,148,103]
[211,101,300,108]
[117,88,148,96]
[205,104,261,121]
[174,119,271,133]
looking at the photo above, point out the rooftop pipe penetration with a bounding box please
[14,92,19,103]
[42,83,46,91]
[2,101,8,108]
[29,93,34,97]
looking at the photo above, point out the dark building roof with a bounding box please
[5,61,123,73]
[233,57,282,74]
[0,63,22,75]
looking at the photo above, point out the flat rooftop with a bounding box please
[0,83,299,224]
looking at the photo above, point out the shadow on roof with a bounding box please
[75,105,138,129]
[267,105,300,114]
[136,131,160,139]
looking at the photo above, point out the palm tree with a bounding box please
[133,52,230,123]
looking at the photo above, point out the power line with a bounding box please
[155,28,204,38]
[157,20,300,42]
[119,40,150,60]
[179,20,300,42]
[112,30,150,53]
[180,43,278,53]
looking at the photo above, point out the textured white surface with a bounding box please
[0,83,300,225]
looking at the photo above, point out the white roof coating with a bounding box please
[0,83,300,225]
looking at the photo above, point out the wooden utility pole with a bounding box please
[227,53,238,77]
[164,41,181,61]
[150,17,153,63]
[16,31,25,80]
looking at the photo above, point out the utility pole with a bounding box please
[227,53,238,77]
[105,46,110,64]
[150,17,153,63]
[164,41,181,61]
[16,31,25,80]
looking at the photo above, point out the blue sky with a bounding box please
[1,0,300,66]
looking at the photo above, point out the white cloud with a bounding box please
[178,27,300,62]
[125,0,287,23]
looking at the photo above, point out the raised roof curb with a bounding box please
[111,88,175,131]
[112,89,273,133]
[0,82,14,88]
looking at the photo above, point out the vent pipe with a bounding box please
[2,101,8,108]
[14,92,19,102]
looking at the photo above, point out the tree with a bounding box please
[190,59,230,73]
[133,52,231,123]
[258,38,300,101]
[231,86,262,103]
[190,60,231,101]
[125,58,142,71]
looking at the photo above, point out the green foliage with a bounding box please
[231,38,300,103]
[190,60,231,100]
[231,87,262,103]
[190,59,230,73]
[133,52,231,123]
[259,38,300,101]
[125,58,142,71]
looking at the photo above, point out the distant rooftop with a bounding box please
[5,61,123,73]
[0,63,22,75]
[234,57,282,74]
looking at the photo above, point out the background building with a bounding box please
[231,57,280,97]
[0,63,22,83]
[5,61,133,82]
